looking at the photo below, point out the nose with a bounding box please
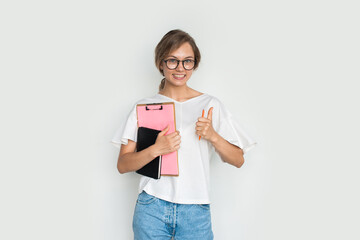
[176,61,185,71]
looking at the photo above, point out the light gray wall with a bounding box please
[1,0,359,239]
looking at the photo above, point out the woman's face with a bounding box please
[160,42,195,88]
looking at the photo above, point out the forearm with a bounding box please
[117,145,158,174]
[210,132,244,168]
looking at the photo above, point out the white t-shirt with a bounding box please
[111,93,257,204]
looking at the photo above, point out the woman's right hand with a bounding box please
[153,125,181,156]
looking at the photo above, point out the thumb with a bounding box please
[207,107,213,121]
[159,124,170,136]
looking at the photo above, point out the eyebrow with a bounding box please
[168,55,194,59]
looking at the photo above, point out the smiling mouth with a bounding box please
[173,74,186,80]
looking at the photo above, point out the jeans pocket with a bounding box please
[197,204,210,210]
[136,191,158,205]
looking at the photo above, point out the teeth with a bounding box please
[174,74,185,77]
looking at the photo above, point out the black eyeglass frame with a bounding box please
[162,59,196,70]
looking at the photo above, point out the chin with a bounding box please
[171,80,188,87]
[166,77,188,85]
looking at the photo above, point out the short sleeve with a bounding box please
[110,104,138,149]
[213,99,257,155]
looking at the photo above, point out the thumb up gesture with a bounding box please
[195,107,217,142]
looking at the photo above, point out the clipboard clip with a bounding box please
[145,103,163,111]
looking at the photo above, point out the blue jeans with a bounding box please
[133,191,214,240]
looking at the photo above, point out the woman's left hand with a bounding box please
[195,107,217,142]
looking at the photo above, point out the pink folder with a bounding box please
[136,102,178,176]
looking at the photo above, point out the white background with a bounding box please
[1,0,359,239]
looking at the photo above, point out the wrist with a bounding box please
[149,144,159,158]
[209,132,221,145]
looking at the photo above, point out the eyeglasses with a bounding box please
[162,58,196,70]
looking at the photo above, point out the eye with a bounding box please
[168,59,178,63]
[184,59,194,63]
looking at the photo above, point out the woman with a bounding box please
[111,29,257,240]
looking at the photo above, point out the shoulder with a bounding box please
[204,94,233,118]
[131,94,162,107]
[203,93,224,106]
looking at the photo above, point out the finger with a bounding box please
[197,117,210,122]
[172,135,181,141]
[207,107,213,121]
[168,131,180,137]
[174,138,181,145]
[159,125,170,136]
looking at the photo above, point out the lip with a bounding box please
[172,74,186,80]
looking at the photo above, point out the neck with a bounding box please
[159,83,192,100]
